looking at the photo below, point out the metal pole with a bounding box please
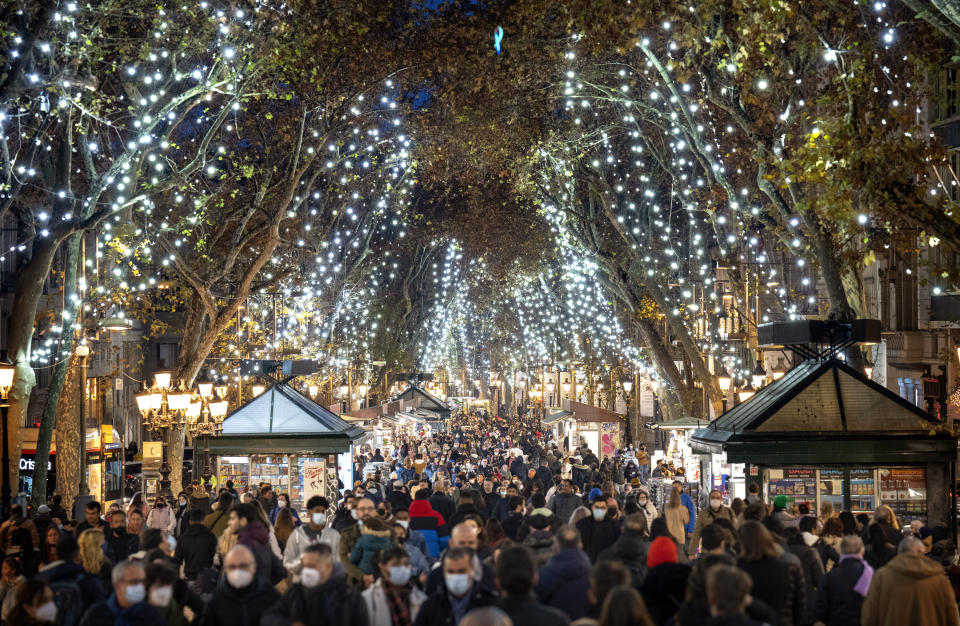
[1,402,10,516]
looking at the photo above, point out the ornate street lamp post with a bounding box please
[186,382,229,493]
[135,372,192,500]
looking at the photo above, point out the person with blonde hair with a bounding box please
[662,488,689,547]
[78,528,111,584]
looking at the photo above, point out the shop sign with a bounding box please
[19,457,52,472]
[303,461,325,502]
[784,468,815,479]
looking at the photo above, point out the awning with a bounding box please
[208,382,365,456]
[561,399,625,423]
[542,410,572,425]
[392,386,451,417]
[646,417,711,431]
[690,358,956,463]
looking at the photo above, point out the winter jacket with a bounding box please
[861,552,959,626]
[679,492,696,533]
[263,566,368,626]
[597,528,649,586]
[146,506,176,533]
[203,508,231,538]
[548,492,582,528]
[174,523,217,580]
[387,489,413,512]
[663,505,690,547]
[236,520,286,584]
[102,529,140,564]
[408,500,448,558]
[363,579,428,626]
[79,594,166,626]
[339,523,397,586]
[815,555,871,626]
[639,562,692,626]
[412,582,498,626]
[405,541,430,576]
[428,492,455,523]
[523,529,556,568]
[350,528,394,574]
[0,516,39,552]
[632,486,659,524]
[575,516,621,563]
[35,560,106,615]
[535,548,592,620]
[282,524,341,579]
[499,594,570,626]
[688,505,736,557]
[501,512,524,541]
[200,573,281,626]
[787,541,824,626]
[189,493,212,515]
[737,554,807,626]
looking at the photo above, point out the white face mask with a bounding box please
[149,585,173,607]
[312,512,326,526]
[35,601,57,623]
[388,565,412,586]
[350,509,360,520]
[278,500,288,509]
[592,508,607,521]
[300,567,321,588]
[226,569,254,589]
[396,519,409,529]
[444,573,471,596]
[710,499,722,510]
[124,583,146,604]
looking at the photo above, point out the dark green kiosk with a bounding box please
[691,358,957,530]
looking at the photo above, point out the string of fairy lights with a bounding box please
[3,0,955,407]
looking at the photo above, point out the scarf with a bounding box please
[384,582,413,626]
[839,554,874,596]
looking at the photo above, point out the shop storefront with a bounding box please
[692,358,956,530]
[540,399,624,457]
[209,383,365,511]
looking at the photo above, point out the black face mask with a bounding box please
[113,527,126,536]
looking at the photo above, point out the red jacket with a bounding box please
[409,499,446,526]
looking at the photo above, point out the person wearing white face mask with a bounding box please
[263,543,369,626]
[687,489,735,559]
[414,547,498,626]
[362,547,427,626]
[78,560,166,626]
[7,580,58,625]
[202,545,280,626]
[282,495,342,582]
[145,561,187,626]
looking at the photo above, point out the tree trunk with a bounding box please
[54,353,82,516]
[5,239,60,497]
[31,233,81,508]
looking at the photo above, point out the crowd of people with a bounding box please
[0,410,956,626]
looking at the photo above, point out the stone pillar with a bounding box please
[926,462,951,529]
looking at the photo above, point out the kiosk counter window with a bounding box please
[767,468,817,504]
[879,467,927,522]
[219,457,250,493]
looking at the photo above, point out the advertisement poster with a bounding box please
[302,461,325,501]
[600,422,619,457]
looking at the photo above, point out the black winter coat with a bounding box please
[262,575,368,626]
[535,548,592,620]
[737,554,807,626]
[498,594,570,626]
[575,516,621,563]
[787,542,824,626]
[597,529,648,585]
[413,583,498,626]
[201,575,281,626]
[174,523,218,580]
[640,562,692,626]
[428,493,455,523]
[814,557,867,626]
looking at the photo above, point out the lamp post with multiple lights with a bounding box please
[136,371,192,500]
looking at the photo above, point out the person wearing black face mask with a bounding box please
[103,510,140,564]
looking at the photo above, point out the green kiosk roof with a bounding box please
[208,382,365,455]
[690,358,956,465]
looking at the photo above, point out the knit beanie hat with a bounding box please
[647,536,679,568]
[588,487,604,503]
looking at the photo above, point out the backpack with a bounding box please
[49,572,85,626]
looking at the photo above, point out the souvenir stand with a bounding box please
[209,382,365,512]
[691,358,957,530]
[540,399,624,458]
[646,417,711,507]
